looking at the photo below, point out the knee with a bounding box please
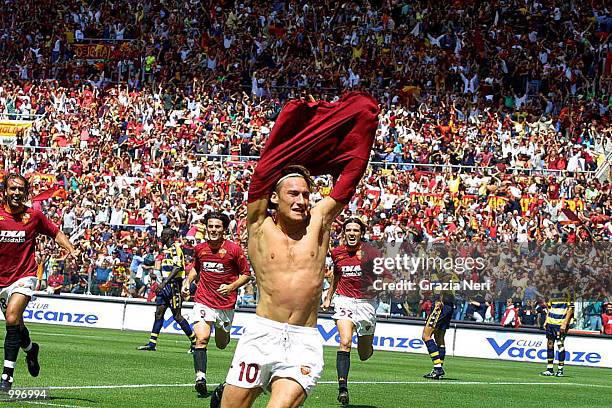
[4,312,20,326]
[422,332,432,342]
[173,313,184,323]
[154,309,165,321]
[338,337,352,352]
[195,337,209,348]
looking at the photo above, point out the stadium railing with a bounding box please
[8,147,601,177]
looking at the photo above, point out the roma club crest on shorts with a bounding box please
[300,365,311,376]
[0,216,4,221]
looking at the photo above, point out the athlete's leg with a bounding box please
[193,320,213,394]
[215,324,231,350]
[556,336,566,376]
[433,329,446,366]
[219,384,262,408]
[336,319,354,394]
[193,320,212,375]
[2,293,29,389]
[171,306,196,346]
[139,304,167,349]
[267,378,306,408]
[19,317,39,377]
[422,325,443,378]
[357,335,374,361]
[541,336,555,375]
[422,326,442,367]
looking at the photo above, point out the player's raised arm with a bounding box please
[246,197,269,231]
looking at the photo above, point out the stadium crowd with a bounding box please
[0,0,610,332]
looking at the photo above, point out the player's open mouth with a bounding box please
[9,195,23,205]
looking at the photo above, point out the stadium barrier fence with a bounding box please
[8,146,602,178]
[2,293,609,368]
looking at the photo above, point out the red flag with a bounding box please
[558,208,580,225]
[32,187,68,202]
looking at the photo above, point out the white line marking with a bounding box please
[22,401,87,408]
[45,381,612,390]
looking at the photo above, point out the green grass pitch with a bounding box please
[0,323,610,407]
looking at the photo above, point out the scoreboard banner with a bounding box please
[2,295,609,368]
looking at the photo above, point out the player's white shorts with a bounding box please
[0,276,37,316]
[226,315,323,396]
[332,295,378,336]
[192,302,234,333]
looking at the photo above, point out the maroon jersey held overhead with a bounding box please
[193,240,250,310]
[332,242,385,299]
[0,205,59,287]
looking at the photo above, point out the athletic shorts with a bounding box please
[425,301,454,331]
[0,276,37,316]
[156,279,182,309]
[192,302,234,333]
[545,324,566,341]
[226,315,323,396]
[332,295,378,336]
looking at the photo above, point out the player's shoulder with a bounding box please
[331,245,347,258]
[361,241,383,258]
[223,239,243,253]
[193,242,208,255]
[25,206,46,221]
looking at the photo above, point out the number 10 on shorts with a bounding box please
[238,362,260,383]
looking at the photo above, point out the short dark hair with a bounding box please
[343,217,366,235]
[274,165,313,193]
[205,212,230,230]
[3,173,29,193]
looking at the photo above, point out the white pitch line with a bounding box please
[48,383,195,390]
[45,381,612,390]
[319,381,612,388]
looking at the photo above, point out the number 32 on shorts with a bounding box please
[339,308,353,318]
[238,362,260,383]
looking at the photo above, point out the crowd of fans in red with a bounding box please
[0,0,610,332]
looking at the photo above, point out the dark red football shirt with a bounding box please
[248,92,380,204]
[193,240,250,310]
[332,242,385,299]
[0,205,59,287]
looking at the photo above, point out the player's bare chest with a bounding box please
[257,227,320,264]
